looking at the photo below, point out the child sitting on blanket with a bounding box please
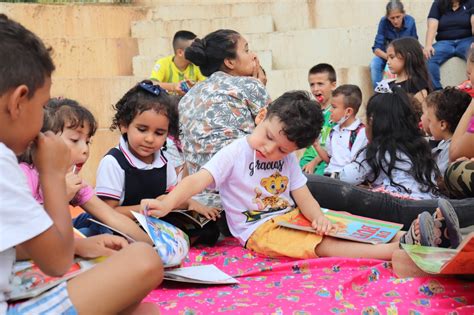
[18,97,152,242]
[141,90,461,260]
[95,80,220,245]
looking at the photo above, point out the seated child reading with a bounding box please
[96,80,220,245]
[141,90,453,260]
[0,14,162,314]
[18,98,152,243]
[315,84,367,177]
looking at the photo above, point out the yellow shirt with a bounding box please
[150,55,206,84]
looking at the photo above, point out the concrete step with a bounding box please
[137,37,173,58]
[132,50,273,78]
[131,15,274,39]
[44,38,138,77]
[0,3,148,39]
[51,76,140,128]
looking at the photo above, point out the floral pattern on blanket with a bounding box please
[145,238,474,314]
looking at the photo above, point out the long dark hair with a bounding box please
[185,29,241,77]
[389,37,432,94]
[361,87,439,194]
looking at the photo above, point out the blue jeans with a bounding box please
[72,213,113,237]
[370,56,387,89]
[427,37,472,90]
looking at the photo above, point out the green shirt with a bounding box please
[299,106,335,175]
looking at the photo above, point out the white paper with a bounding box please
[165,265,238,284]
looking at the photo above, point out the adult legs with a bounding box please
[370,56,386,89]
[305,174,474,229]
[427,40,456,90]
[454,36,473,60]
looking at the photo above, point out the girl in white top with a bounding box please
[340,86,440,200]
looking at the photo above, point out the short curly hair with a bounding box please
[425,87,471,133]
[265,90,323,149]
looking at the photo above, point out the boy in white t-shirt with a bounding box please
[142,91,404,260]
[0,15,162,315]
[315,84,368,176]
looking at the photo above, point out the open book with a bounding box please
[277,209,402,244]
[400,232,474,275]
[8,258,100,301]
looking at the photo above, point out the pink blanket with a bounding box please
[145,238,474,314]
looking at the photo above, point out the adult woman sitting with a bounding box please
[179,29,269,176]
[424,0,474,90]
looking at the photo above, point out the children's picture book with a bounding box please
[8,258,99,301]
[131,211,190,268]
[89,212,190,268]
[164,265,239,285]
[277,209,402,244]
[401,232,474,275]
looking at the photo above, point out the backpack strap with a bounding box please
[349,123,365,151]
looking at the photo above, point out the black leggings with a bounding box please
[305,174,474,230]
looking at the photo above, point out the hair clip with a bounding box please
[138,82,167,96]
[374,79,395,94]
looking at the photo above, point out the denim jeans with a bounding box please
[370,56,387,89]
[72,213,113,237]
[427,37,472,90]
[305,174,474,230]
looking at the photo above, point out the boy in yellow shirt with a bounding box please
[150,30,206,95]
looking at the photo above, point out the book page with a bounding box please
[164,265,238,284]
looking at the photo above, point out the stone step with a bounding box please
[44,38,138,77]
[245,22,427,71]
[140,0,432,31]
[132,50,273,78]
[51,76,140,128]
[131,15,274,39]
[0,3,148,39]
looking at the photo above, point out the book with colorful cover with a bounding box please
[277,209,403,244]
[8,258,100,301]
[401,232,474,275]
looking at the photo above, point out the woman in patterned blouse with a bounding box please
[179,29,271,176]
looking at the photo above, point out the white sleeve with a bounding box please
[288,153,307,191]
[165,161,178,189]
[350,127,368,161]
[95,155,125,201]
[0,145,52,251]
[339,149,371,185]
[326,133,333,158]
[202,143,236,190]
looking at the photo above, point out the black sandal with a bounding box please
[400,212,439,247]
[432,199,462,249]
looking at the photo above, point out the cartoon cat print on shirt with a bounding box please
[243,171,291,222]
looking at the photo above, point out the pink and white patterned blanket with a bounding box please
[145,238,474,314]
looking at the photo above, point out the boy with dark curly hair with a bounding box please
[423,87,471,175]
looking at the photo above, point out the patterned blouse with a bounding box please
[179,71,271,175]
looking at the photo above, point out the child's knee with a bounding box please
[128,243,164,282]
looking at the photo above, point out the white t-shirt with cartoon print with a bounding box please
[203,137,307,245]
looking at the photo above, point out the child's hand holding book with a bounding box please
[141,198,173,218]
[311,213,333,235]
[187,199,221,221]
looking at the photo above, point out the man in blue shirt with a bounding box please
[370,1,418,89]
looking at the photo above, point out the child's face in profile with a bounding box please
[386,45,404,75]
[420,100,432,136]
[329,95,350,124]
[247,116,298,161]
[229,36,256,77]
[425,104,448,141]
[120,109,169,164]
[58,123,92,173]
[308,73,335,108]
[11,78,52,155]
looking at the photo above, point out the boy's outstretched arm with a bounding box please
[314,140,330,163]
[291,185,332,235]
[142,169,214,218]
[19,132,74,276]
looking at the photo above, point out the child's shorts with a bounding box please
[7,282,77,315]
[246,208,323,259]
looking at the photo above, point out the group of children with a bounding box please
[1,3,473,313]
